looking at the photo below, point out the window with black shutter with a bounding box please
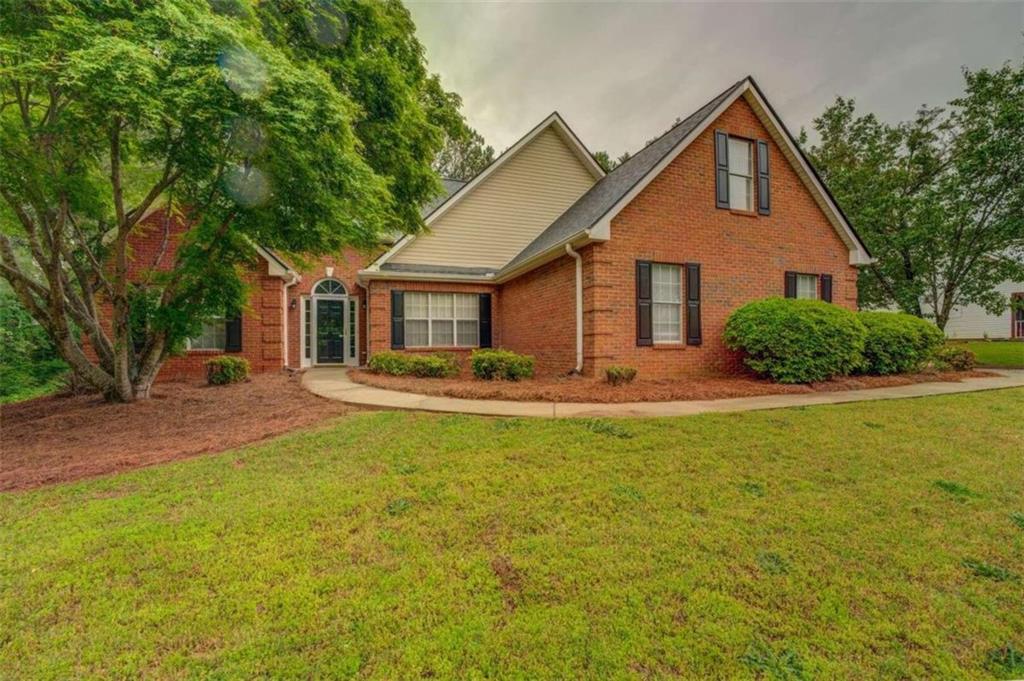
[390,290,404,349]
[714,130,730,209]
[685,263,702,346]
[636,261,653,346]
[478,293,492,348]
[224,313,242,352]
[756,140,770,215]
[820,274,833,303]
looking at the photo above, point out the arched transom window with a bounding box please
[314,279,346,295]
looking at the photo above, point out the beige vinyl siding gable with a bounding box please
[390,127,597,269]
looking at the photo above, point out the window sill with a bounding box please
[187,348,226,353]
[729,209,758,218]
[403,346,478,351]
[651,342,686,350]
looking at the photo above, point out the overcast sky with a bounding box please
[406,1,1023,157]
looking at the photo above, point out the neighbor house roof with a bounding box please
[420,178,468,219]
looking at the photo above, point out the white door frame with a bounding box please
[304,279,359,367]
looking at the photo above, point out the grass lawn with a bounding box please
[2,391,1023,679]
[953,340,1024,368]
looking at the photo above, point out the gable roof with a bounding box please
[500,77,872,278]
[363,112,605,276]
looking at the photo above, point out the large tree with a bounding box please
[0,0,465,401]
[433,124,494,181]
[803,61,1024,328]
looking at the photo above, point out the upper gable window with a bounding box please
[728,137,753,211]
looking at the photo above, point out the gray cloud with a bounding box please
[407,1,1022,155]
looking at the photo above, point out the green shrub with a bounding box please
[932,345,977,371]
[205,356,250,385]
[470,349,534,381]
[604,365,638,386]
[724,297,866,384]
[367,351,459,378]
[858,311,944,375]
[1,290,67,401]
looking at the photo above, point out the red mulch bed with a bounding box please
[1,372,350,492]
[349,368,996,404]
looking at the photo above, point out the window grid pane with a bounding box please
[728,138,751,176]
[652,303,681,343]
[652,264,681,304]
[796,274,818,300]
[404,292,479,348]
[728,175,752,211]
[190,318,225,350]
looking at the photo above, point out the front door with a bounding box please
[316,299,345,364]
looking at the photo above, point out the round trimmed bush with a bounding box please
[724,297,866,384]
[858,311,944,375]
[470,349,534,381]
[933,345,977,371]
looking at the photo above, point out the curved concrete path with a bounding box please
[302,367,1024,419]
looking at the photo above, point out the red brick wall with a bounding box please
[499,252,580,376]
[584,96,857,378]
[115,211,287,382]
[365,279,500,367]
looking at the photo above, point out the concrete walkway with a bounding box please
[301,368,1024,419]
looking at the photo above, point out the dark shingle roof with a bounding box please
[503,80,745,272]
[421,178,468,218]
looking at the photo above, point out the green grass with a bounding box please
[2,390,1024,679]
[953,340,1024,368]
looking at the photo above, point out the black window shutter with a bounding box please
[757,140,770,215]
[784,271,797,299]
[224,313,242,352]
[820,274,833,303]
[390,290,404,349]
[478,293,492,348]
[636,261,652,346]
[715,130,730,209]
[685,263,702,346]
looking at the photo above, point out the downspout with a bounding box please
[356,279,369,366]
[282,272,300,369]
[564,243,583,374]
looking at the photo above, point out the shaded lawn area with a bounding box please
[2,391,1023,679]
[953,340,1024,368]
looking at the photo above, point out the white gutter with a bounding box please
[564,243,583,374]
[282,272,300,369]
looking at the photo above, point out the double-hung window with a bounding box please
[795,274,818,299]
[651,263,682,343]
[728,137,753,211]
[189,317,226,350]
[405,292,479,347]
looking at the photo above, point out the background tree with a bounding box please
[0,0,467,401]
[433,124,495,181]
[803,60,1024,328]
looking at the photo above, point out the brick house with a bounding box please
[146,77,872,381]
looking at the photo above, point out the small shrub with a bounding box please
[858,311,944,375]
[724,298,866,384]
[367,351,459,378]
[471,349,534,381]
[604,365,638,386]
[205,356,250,385]
[932,345,977,371]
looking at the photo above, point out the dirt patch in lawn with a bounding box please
[1,372,351,492]
[349,368,996,404]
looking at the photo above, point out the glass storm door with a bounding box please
[316,299,345,364]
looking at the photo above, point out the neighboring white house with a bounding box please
[943,279,1024,340]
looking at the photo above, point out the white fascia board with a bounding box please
[254,245,298,280]
[369,112,605,271]
[356,269,496,284]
